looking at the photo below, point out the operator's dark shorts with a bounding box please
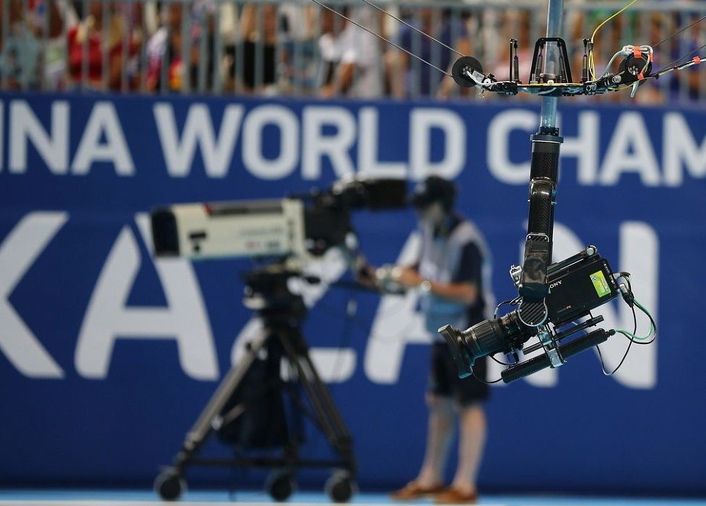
[428,342,490,405]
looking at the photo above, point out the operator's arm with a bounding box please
[396,239,482,306]
[396,266,478,305]
[428,279,477,305]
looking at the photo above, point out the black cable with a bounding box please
[471,360,508,384]
[490,354,513,367]
[312,293,416,344]
[472,374,504,385]
[618,274,658,345]
[327,292,356,394]
[596,272,659,375]
[653,14,706,49]
[596,303,638,376]
[494,298,521,318]
[295,281,357,454]
[298,266,423,344]
[630,300,657,345]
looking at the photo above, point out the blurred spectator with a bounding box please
[146,2,187,92]
[26,0,65,39]
[668,11,705,102]
[387,7,472,99]
[278,1,319,93]
[221,3,282,95]
[67,1,140,91]
[0,0,41,89]
[36,0,79,89]
[460,0,509,79]
[317,5,384,98]
[146,0,216,93]
[0,0,700,102]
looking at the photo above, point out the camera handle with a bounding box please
[501,327,614,383]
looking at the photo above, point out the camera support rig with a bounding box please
[440,0,660,382]
[150,177,408,501]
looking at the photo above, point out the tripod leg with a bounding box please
[156,328,270,500]
[178,329,269,460]
[278,331,355,470]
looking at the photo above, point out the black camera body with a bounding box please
[303,178,407,255]
[514,245,619,327]
[440,246,621,383]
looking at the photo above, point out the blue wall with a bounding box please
[1,92,705,496]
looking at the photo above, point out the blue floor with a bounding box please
[1,489,706,506]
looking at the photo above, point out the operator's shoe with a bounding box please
[433,487,478,504]
[389,481,445,500]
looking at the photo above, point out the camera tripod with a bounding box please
[154,268,357,502]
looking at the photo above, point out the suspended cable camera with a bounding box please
[438,1,668,383]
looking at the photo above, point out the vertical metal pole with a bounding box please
[1,0,8,90]
[81,0,89,90]
[102,2,111,90]
[539,0,564,133]
[213,5,223,94]
[181,0,191,94]
[42,0,51,90]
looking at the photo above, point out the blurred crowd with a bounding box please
[1,0,704,103]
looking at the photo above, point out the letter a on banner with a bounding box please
[75,215,218,380]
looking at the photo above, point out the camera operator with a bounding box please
[388,176,494,504]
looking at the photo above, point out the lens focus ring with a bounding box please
[464,319,504,364]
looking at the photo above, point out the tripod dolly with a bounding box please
[154,267,357,502]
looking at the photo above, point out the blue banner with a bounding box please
[1,92,705,495]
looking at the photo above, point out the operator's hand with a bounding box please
[355,263,377,289]
[394,267,424,288]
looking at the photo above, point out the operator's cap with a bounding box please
[410,176,457,211]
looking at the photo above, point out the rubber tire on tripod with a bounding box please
[266,470,296,502]
[154,469,186,501]
[325,470,357,503]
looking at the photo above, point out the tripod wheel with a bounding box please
[154,468,186,501]
[266,470,296,502]
[325,470,357,503]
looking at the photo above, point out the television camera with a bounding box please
[151,177,407,264]
[150,177,407,503]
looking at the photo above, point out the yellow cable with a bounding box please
[590,0,641,42]
[588,0,642,79]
